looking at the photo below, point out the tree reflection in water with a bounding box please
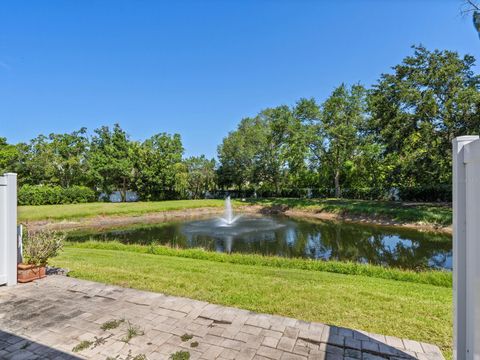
[67,215,452,271]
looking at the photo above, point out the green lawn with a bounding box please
[18,199,226,221]
[69,241,452,287]
[247,198,452,227]
[53,246,452,358]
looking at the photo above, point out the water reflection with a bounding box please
[67,215,452,271]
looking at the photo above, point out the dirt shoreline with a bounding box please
[24,207,228,231]
[283,209,452,234]
[25,205,452,234]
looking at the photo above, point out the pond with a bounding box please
[66,214,452,271]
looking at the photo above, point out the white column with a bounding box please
[0,175,6,284]
[463,139,480,360]
[5,173,17,286]
[453,136,480,360]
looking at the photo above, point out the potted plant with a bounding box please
[17,229,65,283]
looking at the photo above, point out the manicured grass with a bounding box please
[247,198,452,227]
[52,247,452,358]
[67,241,452,288]
[18,199,226,222]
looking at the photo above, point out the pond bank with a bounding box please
[24,201,452,235]
[252,198,452,234]
[25,206,227,231]
[282,208,452,234]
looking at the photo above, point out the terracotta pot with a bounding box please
[17,264,46,283]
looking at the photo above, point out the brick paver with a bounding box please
[0,276,445,360]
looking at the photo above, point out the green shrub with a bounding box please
[170,351,190,360]
[18,185,96,205]
[61,186,97,204]
[23,229,65,266]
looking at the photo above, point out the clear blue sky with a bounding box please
[0,0,478,158]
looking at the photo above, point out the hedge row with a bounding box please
[18,185,96,205]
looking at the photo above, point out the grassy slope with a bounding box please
[248,198,452,226]
[19,198,452,226]
[53,247,452,358]
[68,241,452,288]
[18,199,225,221]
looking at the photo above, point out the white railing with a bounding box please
[453,136,480,360]
[0,173,17,286]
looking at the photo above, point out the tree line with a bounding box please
[218,46,480,201]
[1,125,216,203]
[1,46,479,203]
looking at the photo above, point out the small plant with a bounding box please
[131,355,147,360]
[22,229,65,266]
[147,242,158,254]
[92,335,112,348]
[190,341,198,348]
[180,333,193,342]
[101,318,124,330]
[170,351,190,360]
[72,340,93,352]
[122,322,144,343]
[121,351,148,360]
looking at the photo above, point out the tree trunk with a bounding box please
[334,169,341,198]
[121,178,127,202]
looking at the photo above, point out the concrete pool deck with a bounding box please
[0,276,444,360]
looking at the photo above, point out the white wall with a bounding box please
[0,173,17,286]
[453,136,480,360]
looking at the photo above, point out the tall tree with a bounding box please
[255,106,293,194]
[320,84,367,197]
[217,117,265,190]
[184,156,216,199]
[0,138,20,175]
[19,134,57,185]
[293,98,322,189]
[88,124,134,201]
[7,130,89,187]
[460,1,480,37]
[368,45,480,190]
[48,128,90,187]
[131,133,184,200]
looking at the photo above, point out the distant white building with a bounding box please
[99,191,139,203]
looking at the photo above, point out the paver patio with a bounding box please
[0,276,444,360]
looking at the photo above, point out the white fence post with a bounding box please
[0,173,17,286]
[453,136,480,360]
[17,224,23,264]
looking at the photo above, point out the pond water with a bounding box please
[67,214,452,271]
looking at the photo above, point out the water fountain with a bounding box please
[219,196,240,226]
[181,196,285,252]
